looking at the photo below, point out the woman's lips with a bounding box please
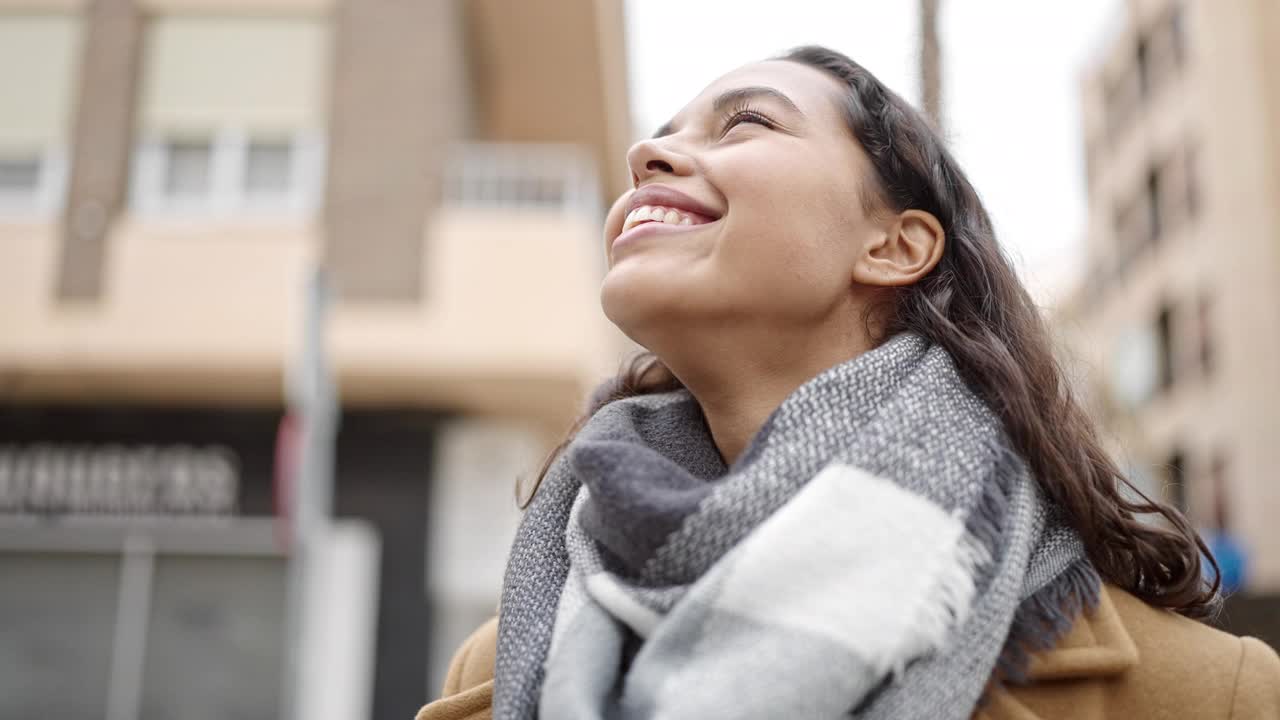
[611,217,718,255]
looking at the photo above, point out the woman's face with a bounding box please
[601,60,886,350]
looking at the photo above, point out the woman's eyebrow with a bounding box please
[651,86,805,139]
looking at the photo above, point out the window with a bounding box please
[163,139,214,196]
[1113,191,1150,274]
[1106,7,1188,144]
[1135,35,1151,98]
[1184,142,1200,220]
[1154,143,1200,238]
[1136,7,1185,104]
[1109,323,1160,409]
[130,16,329,216]
[1145,166,1162,247]
[0,155,40,194]
[1156,303,1175,392]
[0,553,119,716]
[443,142,599,215]
[1209,452,1229,529]
[140,555,286,717]
[245,139,293,197]
[1164,449,1187,513]
[0,540,286,719]
[0,14,81,215]
[1111,143,1200,281]
[1196,293,1214,378]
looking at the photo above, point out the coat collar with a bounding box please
[975,585,1139,720]
[1023,583,1139,681]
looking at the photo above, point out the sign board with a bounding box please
[0,444,239,516]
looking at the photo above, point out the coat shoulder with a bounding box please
[1232,636,1280,718]
[415,617,498,720]
[982,585,1280,719]
[1108,588,1280,719]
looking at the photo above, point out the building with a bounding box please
[0,0,632,717]
[1060,0,1280,592]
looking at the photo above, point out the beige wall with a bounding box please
[1064,0,1280,589]
[468,0,633,201]
[0,206,617,432]
[1,0,632,443]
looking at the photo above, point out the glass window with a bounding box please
[245,139,293,196]
[0,553,120,719]
[140,554,286,720]
[1184,143,1200,219]
[163,139,214,197]
[1135,35,1151,98]
[0,155,40,194]
[1145,167,1162,246]
[1156,303,1175,391]
[1197,293,1214,378]
[133,16,328,214]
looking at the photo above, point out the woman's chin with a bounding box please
[601,271,691,335]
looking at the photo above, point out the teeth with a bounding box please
[623,205,703,233]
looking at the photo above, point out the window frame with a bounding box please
[129,127,326,218]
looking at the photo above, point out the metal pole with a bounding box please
[920,0,945,131]
[281,265,338,720]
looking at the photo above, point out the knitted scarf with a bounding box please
[494,333,1100,719]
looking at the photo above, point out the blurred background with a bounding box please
[0,0,1275,718]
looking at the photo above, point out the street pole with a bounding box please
[920,0,944,131]
[280,265,338,720]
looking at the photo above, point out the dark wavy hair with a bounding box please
[521,45,1220,620]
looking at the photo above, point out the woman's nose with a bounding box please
[626,138,693,186]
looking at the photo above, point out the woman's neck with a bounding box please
[660,330,875,466]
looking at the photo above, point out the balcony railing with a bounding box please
[442,142,601,220]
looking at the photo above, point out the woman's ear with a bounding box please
[852,209,945,287]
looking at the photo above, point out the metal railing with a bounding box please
[442,142,602,220]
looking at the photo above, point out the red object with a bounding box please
[273,412,302,552]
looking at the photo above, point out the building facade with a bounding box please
[1061,0,1280,591]
[0,0,632,717]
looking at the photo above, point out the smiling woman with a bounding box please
[610,184,722,255]
[416,45,1280,720]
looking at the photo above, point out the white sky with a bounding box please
[624,0,1123,306]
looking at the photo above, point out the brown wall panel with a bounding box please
[56,0,143,301]
[323,0,469,302]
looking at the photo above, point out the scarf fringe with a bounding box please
[894,530,994,680]
[995,557,1103,683]
[963,441,1019,562]
[956,436,1104,685]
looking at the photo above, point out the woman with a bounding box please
[418,46,1280,719]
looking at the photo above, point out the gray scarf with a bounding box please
[495,333,1100,719]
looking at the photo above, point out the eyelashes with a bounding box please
[718,102,776,136]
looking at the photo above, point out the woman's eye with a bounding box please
[721,111,773,135]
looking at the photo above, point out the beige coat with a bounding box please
[416,584,1280,720]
